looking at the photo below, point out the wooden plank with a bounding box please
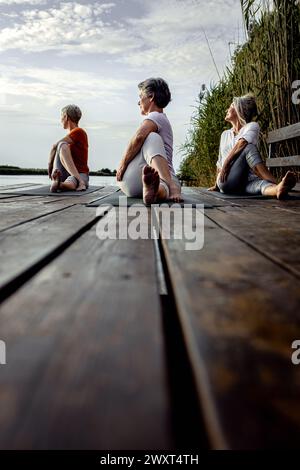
[0,183,41,191]
[0,195,70,204]
[0,201,77,232]
[266,122,300,143]
[0,207,174,450]
[0,187,120,232]
[192,187,300,210]
[155,207,300,449]
[183,187,240,207]
[206,205,300,278]
[0,194,24,201]
[0,205,106,296]
[0,186,119,205]
[48,185,119,205]
[266,156,300,167]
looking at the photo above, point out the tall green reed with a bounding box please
[179,0,300,186]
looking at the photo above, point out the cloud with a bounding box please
[0,64,131,105]
[0,0,46,4]
[0,0,245,91]
[0,2,139,54]
[120,0,244,83]
[0,0,246,171]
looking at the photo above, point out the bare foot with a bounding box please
[76,179,87,191]
[277,171,296,199]
[50,169,61,192]
[142,165,160,205]
[169,181,183,203]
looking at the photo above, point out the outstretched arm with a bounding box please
[116,120,157,181]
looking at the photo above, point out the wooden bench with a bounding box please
[266,122,300,169]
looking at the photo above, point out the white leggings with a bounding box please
[118,132,179,197]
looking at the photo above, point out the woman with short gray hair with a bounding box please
[116,77,182,204]
[48,104,89,192]
[209,94,296,199]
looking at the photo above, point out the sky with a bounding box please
[0,0,245,172]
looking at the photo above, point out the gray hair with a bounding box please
[61,104,82,124]
[138,77,171,108]
[233,94,258,126]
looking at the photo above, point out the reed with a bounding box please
[179,0,300,186]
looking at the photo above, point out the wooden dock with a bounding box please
[0,183,299,450]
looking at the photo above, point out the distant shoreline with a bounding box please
[0,165,116,177]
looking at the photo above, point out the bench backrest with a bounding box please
[266,122,300,167]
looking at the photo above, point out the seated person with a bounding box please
[48,104,89,192]
[116,77,182,204]
[209,94,296,199]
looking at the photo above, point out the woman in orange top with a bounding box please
[48,104,89,192]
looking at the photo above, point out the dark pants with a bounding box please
[217,143,270,195]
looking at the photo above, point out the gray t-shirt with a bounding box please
[143,111,175,176]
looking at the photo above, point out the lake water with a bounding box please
[0,174,116,187]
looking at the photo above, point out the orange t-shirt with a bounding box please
[69,127,89,174]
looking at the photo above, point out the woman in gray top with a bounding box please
[116,77,182,204]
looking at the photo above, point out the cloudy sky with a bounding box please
[0,0,245,172]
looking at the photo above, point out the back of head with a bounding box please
[138,77,171,108]
[61,104,82,124]
[233,94,258,126]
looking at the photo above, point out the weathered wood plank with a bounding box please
[0,195,24,201]
[0,183,41,191]
[192,187,300,209]
[0,205,106,296]
[206,205,300,277]
[0,207,174,450]
[0,186,119,205]
[266,122,300,143]
[266,155,300,167]
[49,185,119,205]
[0,201,76,232]
[183,187,239,207]
[0,187,120,232]
[155,207,300,449]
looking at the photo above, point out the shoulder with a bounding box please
[220,129,232,140]
[70,127,87,135]
[143,112,163,130]
[242,121,260,132]
[69,127,87,140]
[146,111,162,121]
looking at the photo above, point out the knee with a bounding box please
[143,132,166,165]
[245,143,257,151]
[243,143,262,167]
[242,142,259,157]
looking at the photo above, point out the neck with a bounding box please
[67,121,78,132]
[147,103,163,114]
[231,119,242,134]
